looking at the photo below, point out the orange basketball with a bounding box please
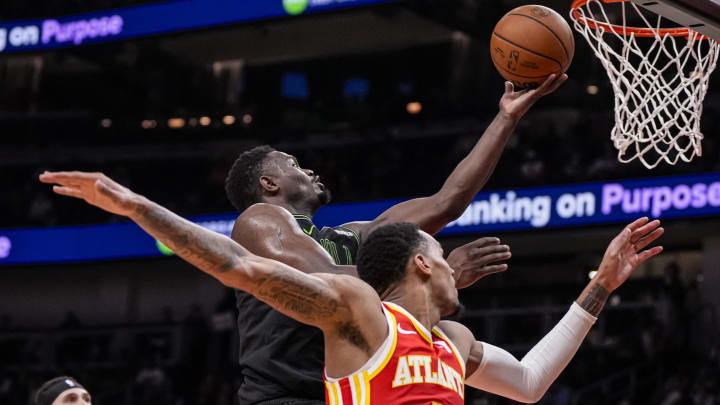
[490,5,575,89]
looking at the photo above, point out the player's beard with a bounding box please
[441,302,466,322]
[318,188,332,206]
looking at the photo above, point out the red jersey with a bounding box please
[324,302,466,405]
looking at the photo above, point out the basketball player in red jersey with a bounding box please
[40,171,663,404]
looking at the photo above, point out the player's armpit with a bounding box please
[233,203,357,276]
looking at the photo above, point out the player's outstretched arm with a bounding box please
[346,74,568,237]
[233,203,511,285]
[444,218,663,403]
[37,171,370,330]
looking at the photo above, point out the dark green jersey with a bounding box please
[235,214,360,404]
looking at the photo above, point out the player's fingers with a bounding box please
[630,219,661,243]
[637,246,663,263]
[626,217,650,232]
[472,237,501,248]
[546,73,568,93]
[475,244,510,257]
[479,264,508,274]
[481,251,512,264]
[634,227,664,251]
[53,186,83,198]
[39,171,95,185]
[535,74,557,93]
[505,81,514,94]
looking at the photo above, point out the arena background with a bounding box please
[0,0,719,403]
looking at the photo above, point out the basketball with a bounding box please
[490,5,575,88]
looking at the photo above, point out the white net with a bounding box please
[571,0,719,169]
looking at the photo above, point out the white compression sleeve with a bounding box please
[465,302,597,403]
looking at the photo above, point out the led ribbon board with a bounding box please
[0,0,394,53]
[2,173,720,265]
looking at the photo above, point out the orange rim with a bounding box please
[571,0,710,40]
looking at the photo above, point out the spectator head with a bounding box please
[34,376,91,405]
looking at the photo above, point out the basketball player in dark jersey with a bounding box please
[223,74,567,403]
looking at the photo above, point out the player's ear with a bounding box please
[413,254,432,277]
[259,175,279,194]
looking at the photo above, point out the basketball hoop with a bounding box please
[570,0,719,169]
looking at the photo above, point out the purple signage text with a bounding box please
[42,15,123,45]
[0,236,11,259]
[602,182,720,217]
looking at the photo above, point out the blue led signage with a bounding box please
[0,0,394,53]
[2,173,719,265]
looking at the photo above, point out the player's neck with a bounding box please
[384,282,441,332]
[263,197,316,218]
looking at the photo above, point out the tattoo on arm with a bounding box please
[134,203,240,277]
[254,268,339,323]
[578,283,610,317]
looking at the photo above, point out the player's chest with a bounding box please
[376,341,466,403]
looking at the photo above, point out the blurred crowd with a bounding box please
[4,105,720,229]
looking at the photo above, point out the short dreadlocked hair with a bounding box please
[225,145,276,212]
[357,222,426,296]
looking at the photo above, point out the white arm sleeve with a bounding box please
[465,302,597,403]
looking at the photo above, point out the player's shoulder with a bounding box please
[325,273,379,301]
[235,203,297,228]
[338,221,370,240]
[239,203,294,219]
[437,320,475,359]
[324,224,361,243]
[233,204,300,240]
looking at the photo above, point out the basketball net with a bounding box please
[571,0,719,169]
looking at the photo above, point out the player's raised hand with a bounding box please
[596,217,664,292]
[447,237,511,289]
[499,73,568,119]
[39,171,141,217]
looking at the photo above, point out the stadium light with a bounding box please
[141,120,157,129]
[223,115,236,125]
[168,118,185,129]
[406,101,422,115]
[586,85,599,95]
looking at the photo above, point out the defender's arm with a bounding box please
[38,171,363,329]
[445,218,663,403]
[348,75,568,238]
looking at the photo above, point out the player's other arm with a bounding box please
[231,203,358,276]
[234,204,510,285]
[347,74,568,237]
[38,171,363,329]
[445,218,663,403]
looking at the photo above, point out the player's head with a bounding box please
[357,223,460,317]
[225,145,330,213]
[34,376,91,405]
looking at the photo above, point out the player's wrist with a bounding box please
[498,110,521,124]
[127,194,152,220]
[589,274,614,294]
